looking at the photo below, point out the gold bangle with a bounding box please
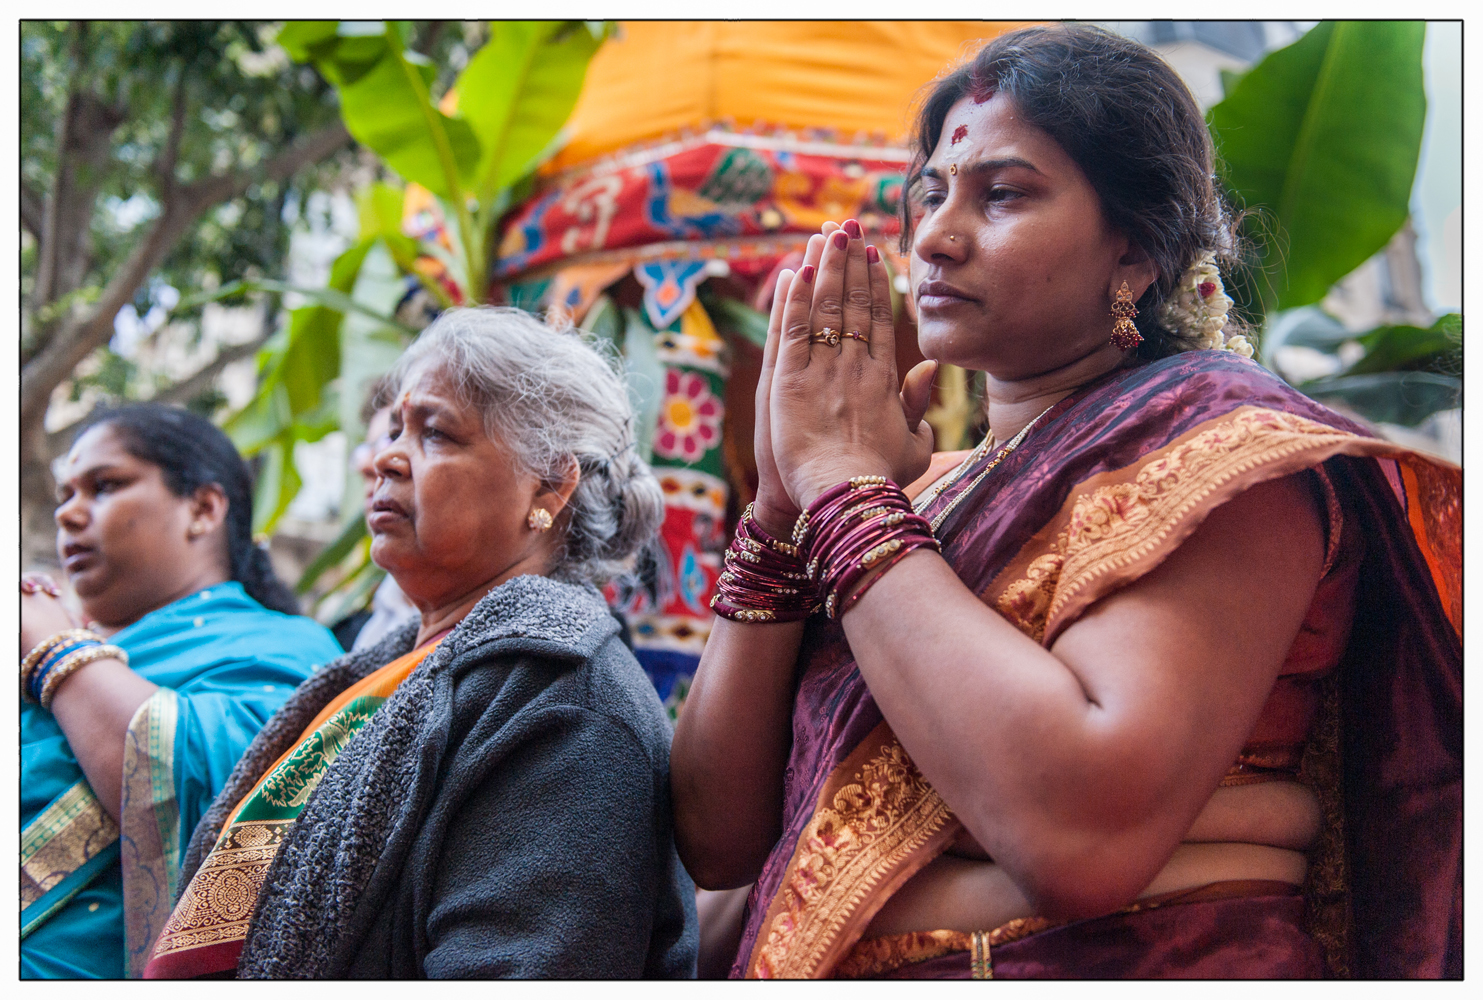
[22,636,94,702]
[38,644,128,710]
[21,628,99,678]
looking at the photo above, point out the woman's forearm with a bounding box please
[670,618,804,888]
[48,660,158,820]
[836,476,1325,915]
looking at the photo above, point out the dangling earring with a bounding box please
[1110,281,1142,350]
[526,508,554,532]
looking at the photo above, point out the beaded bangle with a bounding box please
[710,504,819,624]
[795,477,940,619]
[38,643,128,710]
[21,628,103,703]
[28,638,93,701]
[22,628,97,678]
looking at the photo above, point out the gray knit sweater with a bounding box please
[177,575,697,979]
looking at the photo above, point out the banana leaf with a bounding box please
[458,21,610,201]
[1298,370,1458,427]
[296,515,369,594]
[699,289,769,350]
[1346,313,1460,376]
[1209,22,1427,316]
[621,307,664,465]
[280,21,480,201]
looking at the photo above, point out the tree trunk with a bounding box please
[20,117,352,562]
[22,422,60,570]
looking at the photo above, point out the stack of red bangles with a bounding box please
[710,503,817,622]
[710,477,939,624]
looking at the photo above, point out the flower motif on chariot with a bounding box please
[654,370,723,463]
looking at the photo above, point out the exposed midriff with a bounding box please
[866,469,1362,938]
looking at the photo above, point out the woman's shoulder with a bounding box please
[1082,350,1374,440]
[444,575,672,755]
[115,582,342,680]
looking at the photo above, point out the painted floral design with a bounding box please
[654,370,722,463]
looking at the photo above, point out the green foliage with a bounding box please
[295,515,368,595]
[1345,313,1460,376]
[278,22,482,202]
[621,307,665,465]
[1291,313,1460,427]
[206,19,613,583]
[278,20,611,307]
[1209,22,1427,317]
[1297,372,1458,428]
[457,22,607,199]
[699,289,770,349]
[21,22,347,366]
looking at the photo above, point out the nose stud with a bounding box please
[948,235,957,242]
[949,163,958,175]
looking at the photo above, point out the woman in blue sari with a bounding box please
[21,403,343,978]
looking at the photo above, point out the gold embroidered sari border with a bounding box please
[988,406,1445,646]
[746,722,962,979]
[21,780,120,907]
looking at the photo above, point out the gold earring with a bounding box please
[527,508,554,532]
[1110,281,1142,350]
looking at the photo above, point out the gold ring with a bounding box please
[842,330,868,344]
[810,327,841,347]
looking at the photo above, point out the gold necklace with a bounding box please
[912,433,996,514]
[919,403,1055,534]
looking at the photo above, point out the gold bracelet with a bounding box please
[21,628,99,678]
[21,629,102,701]
[38,644,128,710]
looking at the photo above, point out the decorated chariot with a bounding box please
[486,22,1024,714]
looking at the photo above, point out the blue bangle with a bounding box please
[28,639,86,700]
[35,637,89,674]
[29,638,99,703]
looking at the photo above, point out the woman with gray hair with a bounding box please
[143,307,696,979]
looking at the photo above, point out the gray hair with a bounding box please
[386,306,665,585]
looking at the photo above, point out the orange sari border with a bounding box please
[144,639,443,978]
[987,405,1460,646]
[744,721,962,979]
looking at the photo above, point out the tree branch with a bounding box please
[155,72,189,195]
[21,183,46,241]
[20,120,352,428]
[152,330,273,406]
[44,327,274,456]
[181,119,352,216]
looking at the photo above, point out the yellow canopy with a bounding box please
[550,21,1033,170]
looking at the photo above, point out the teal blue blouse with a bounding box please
[20,583,343,978]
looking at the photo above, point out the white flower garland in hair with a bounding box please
[1159,252,1253,358]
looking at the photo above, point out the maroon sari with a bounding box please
[730,351,1461,979]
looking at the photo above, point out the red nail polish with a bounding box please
[844,219,862,239]
[866,245,880,264]
[800,265,816,283]
[833,231,849,250]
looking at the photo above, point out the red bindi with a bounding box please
[951,125,968,145]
